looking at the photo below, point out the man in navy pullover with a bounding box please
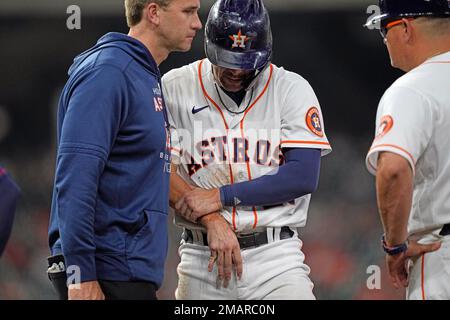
[48,0,202,300]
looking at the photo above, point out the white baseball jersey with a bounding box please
[366,51,450,236]
[163,59,331,233]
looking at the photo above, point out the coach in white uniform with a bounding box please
[365,0,450,300]
[163,0,331,299]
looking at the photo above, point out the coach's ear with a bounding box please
[144,2,161,27]
[401,18,416,45]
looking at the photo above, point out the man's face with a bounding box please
[212,65,255,92]
[383,18,413,72]
[384,25,403,69]
[158,0,202,52]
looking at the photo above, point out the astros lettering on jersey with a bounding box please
[163,59,331,233]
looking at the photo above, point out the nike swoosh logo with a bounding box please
[192,105,209,114]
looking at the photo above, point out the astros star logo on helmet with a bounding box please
[229,29,250,49]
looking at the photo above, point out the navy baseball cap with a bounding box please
[365,0,450,28]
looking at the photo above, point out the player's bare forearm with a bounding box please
[169,163,195,208]
[198,211,225,228]
[376,152,413,246]
[377,153,442,289]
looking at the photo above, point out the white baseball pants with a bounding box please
[407,234,450,300]
[175,230,315,300]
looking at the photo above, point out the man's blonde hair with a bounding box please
[124,0,171,27]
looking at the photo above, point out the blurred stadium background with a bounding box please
[0,0,405,299]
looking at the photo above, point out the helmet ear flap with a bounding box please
[204,0,273,71]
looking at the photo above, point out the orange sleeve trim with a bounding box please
[281,140,330,146]
[368,158,377,172]
[369,143,415,166]
[170,147,181,153]
[423,61,450,65]
[421,254,426,300]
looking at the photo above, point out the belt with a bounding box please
[183,226,295,250]
[440,223,450,236]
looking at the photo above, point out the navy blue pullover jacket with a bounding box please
[0,167,20,256]
[48,33,171,287]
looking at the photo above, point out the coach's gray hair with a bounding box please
[124,0,172,27]
[415,17,450,37]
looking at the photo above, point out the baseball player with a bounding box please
[365,0,450,299]
[163,0,331,300]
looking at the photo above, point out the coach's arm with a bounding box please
[376,151,441,288]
